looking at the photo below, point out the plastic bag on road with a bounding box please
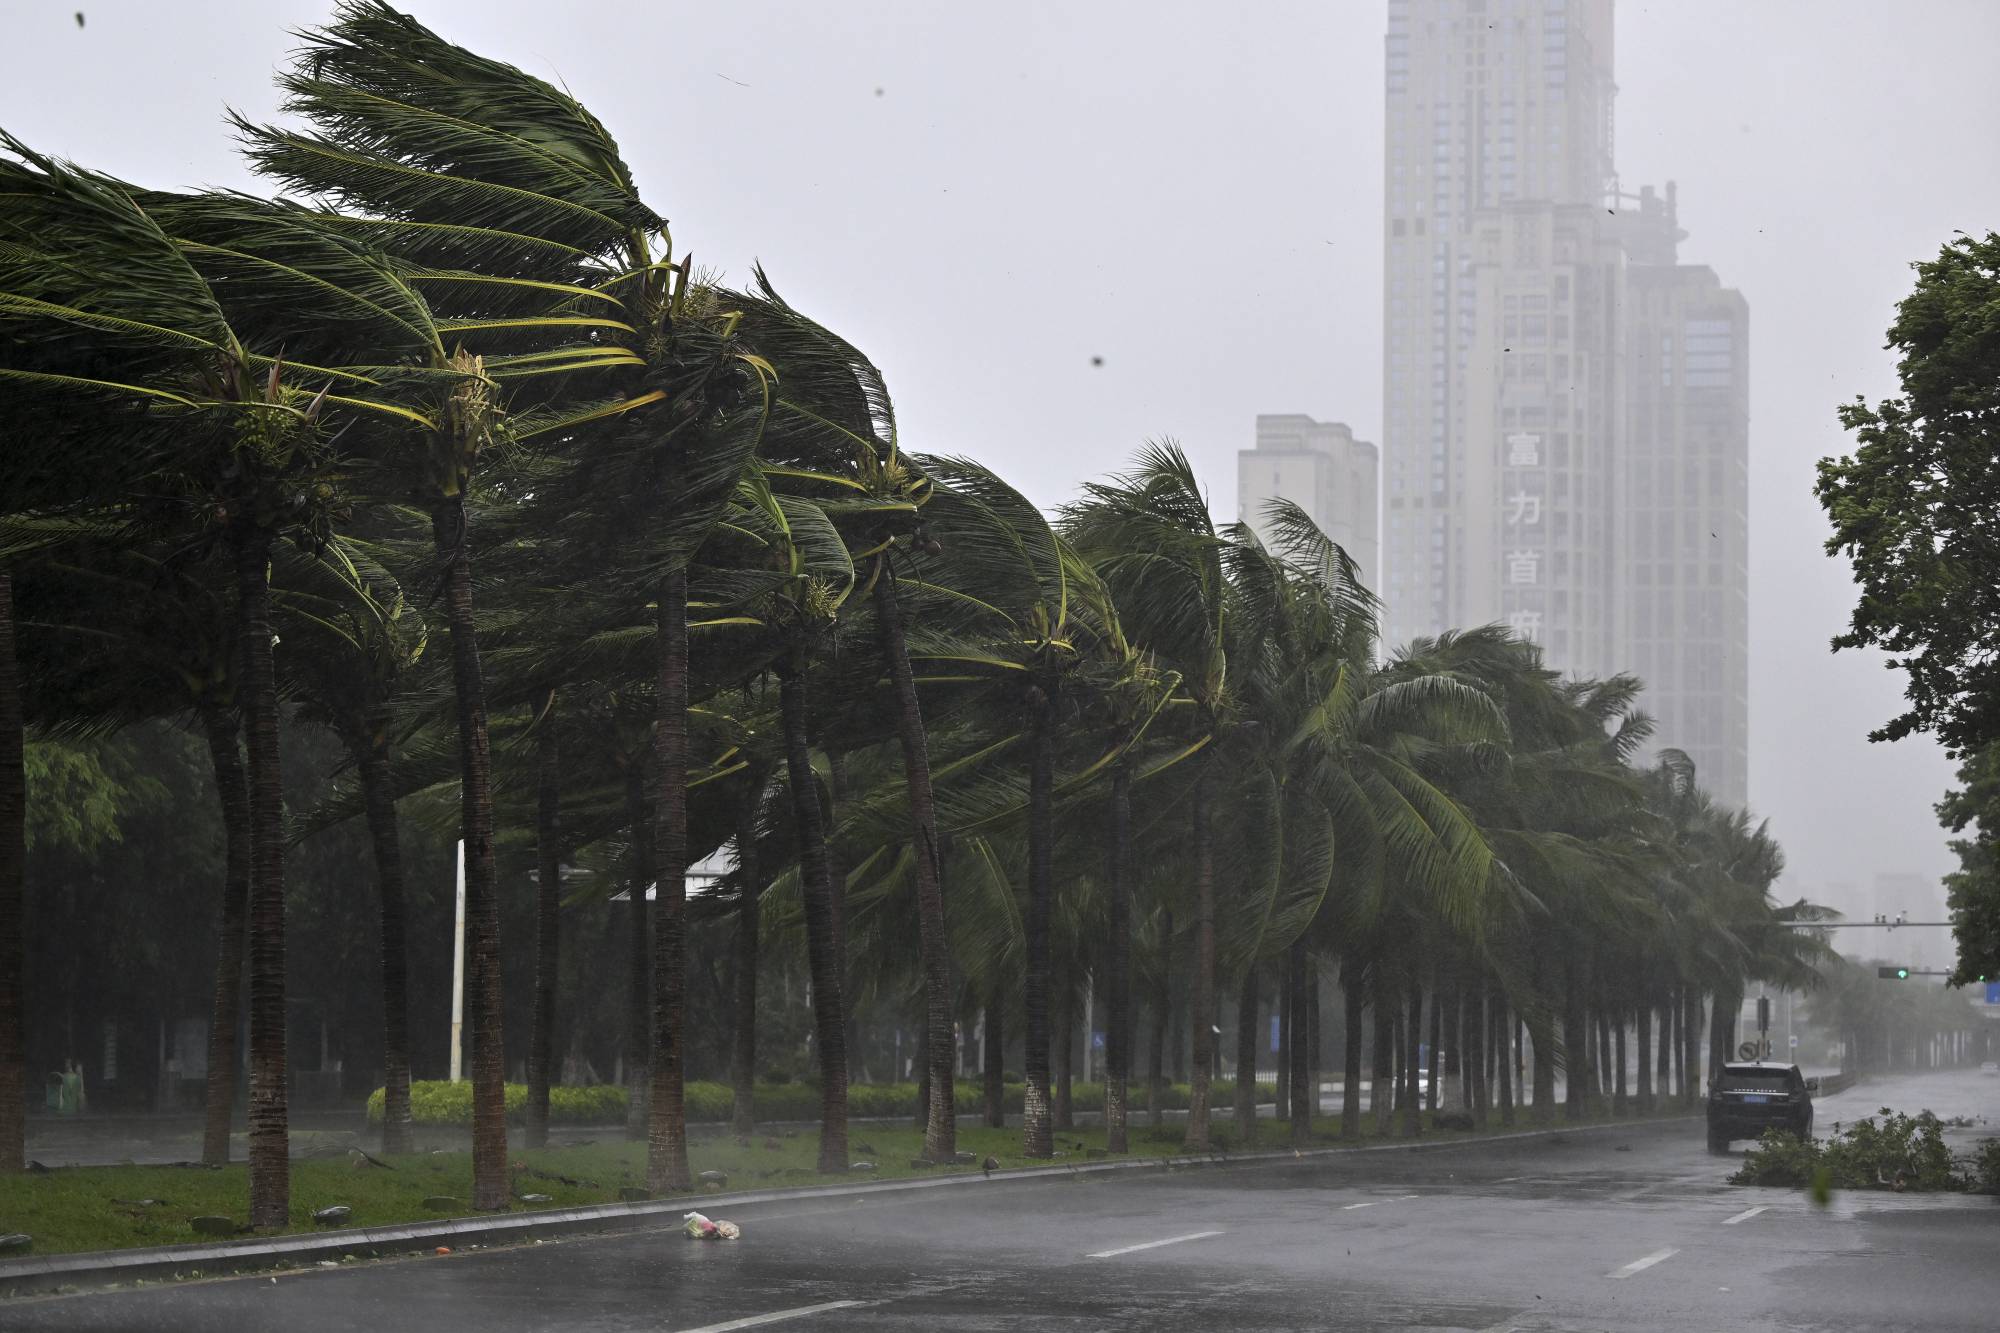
[684,1212,741,1240]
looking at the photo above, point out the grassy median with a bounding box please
[0,1105,1690,1258]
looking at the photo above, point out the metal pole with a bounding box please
[449,839,466,1083]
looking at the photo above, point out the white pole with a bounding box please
[449,840,466,1083]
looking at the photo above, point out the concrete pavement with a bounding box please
[7,1068,1997,1331]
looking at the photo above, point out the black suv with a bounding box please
[1707,1061,1815,1152]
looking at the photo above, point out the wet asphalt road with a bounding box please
[10,1068,1999,1332]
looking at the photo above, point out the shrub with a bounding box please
[367,1077,1283,1127]
[1968,1139,2000,1194]
[367,1081,630,1127]
[1731,1109,1967,1191]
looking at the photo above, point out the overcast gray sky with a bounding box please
[6,1,1997,913]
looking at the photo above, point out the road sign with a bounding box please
[1986,981,2000,1005]
[1789,1034,1799,1049]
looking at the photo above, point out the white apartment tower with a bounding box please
[1381,0,1749,804]
[1237,415,1380,590]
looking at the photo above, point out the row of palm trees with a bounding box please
[0,2,1817,1227]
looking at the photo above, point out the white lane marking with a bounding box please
[1608,1247,1680,1280]
[1341,1194,1420,1210]
[1722,1205,1769,1226]
[1086,1229,1225,1259]
[676,1302,870,1332]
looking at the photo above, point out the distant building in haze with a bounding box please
[1619,184,1749,804]
[1237,414,1380,592]
[1379,0,1749,804]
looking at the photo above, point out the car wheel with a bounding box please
[1707,1130,1730,1155]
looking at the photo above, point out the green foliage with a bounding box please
[1938,744,2000,986]
[1731,1109,1968,1192]
[22,740,154,854]
[1968,1138,2000,1194]
[367,1078,1282,1126]
[1819,231,2000,756]
[367,1081,627,1127]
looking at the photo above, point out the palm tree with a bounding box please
[239,1,708,1206]
[0,144,447,1219]
[735,281,961,1161]
[525,688,561,1150]
[1067,443,1234,1151]
[273,536,429,1155]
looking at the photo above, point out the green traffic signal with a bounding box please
[1876,965,1911,980]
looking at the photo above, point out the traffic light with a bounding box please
[1877,965,1911,980]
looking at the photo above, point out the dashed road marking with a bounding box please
[1086,1229,1226,1259]
[1608,1247,1680,1280]
[1722,1205,1769,1226]
[1341,1194,1420,1210]
[677,1301,870,1331]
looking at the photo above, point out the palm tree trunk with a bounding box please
[1636,1002,1653,1112]
[1708,987,1735,1089]
[647,570,692,1194]
[623,769,651,1141]
[1371,972,1394,1134]
[1053,977,1074,1131]
[730,766,766,1140]
[1146,979,1167,1128]
[1596,1006,1614,1101]
[1444,982,1462,1108]
[1682,989,1701,1105]
[1149,921,1173,1128]
[1562,958,1590,1122]
[823,747,856,1083]
[1401,975,1423,1138]
[1183,771,1216,1152]
[1306,969,1320,1124]
[1340,967,1363,1140]
[1234,965,1258,1142]
[1103,762,1132,1154]
[873,568,955,1161]
[778,651,848,1174]
[198,702,249,1168]
[1426,971,1442,1113]
[1022,697,1055,1159]
[1531,990,1557,1124]
[236,530,289,1229]
[525,692,561,1151]
[1291,945,1315,1145]
[1660,997,1676,1098]
[1613,1011,1629,1116]
[983,995,1005,1128]
[1494,992,1515,1126]
[1274,960,1290,1117]
[357,721,414,1157]
[0,570,27,1173]
[430,500,506,1212]
[1466,983,1487,1127]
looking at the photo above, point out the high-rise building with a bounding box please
[1381,0,1618,654]
[1381,0,1749,803]
[1237,415,1379,587]
[1620,184,1749,803]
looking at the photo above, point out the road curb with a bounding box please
[0,1111,1701,1298]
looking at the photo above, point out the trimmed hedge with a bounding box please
[369,1078,1280,1127]
[365,1080,628,1127]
